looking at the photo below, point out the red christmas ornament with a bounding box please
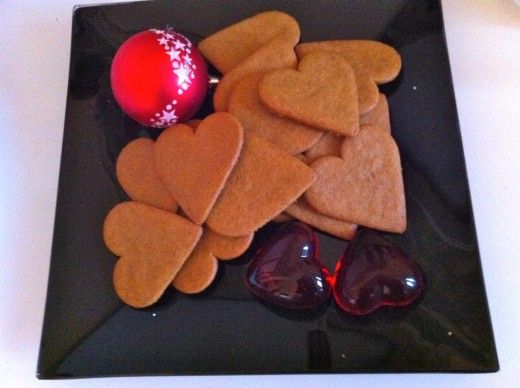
[111,28,208,128]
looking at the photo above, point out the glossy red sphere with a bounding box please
[110,28,208,128]
[246,222,332,310]
[333,230,425,316]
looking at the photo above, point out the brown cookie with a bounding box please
[116,138,178,212]
[103,201,202,308]
[171,243,218,295]
[294,153,311,164]
[203,229,254,260]
[296,41,401,113]
[173,229,253,293]
[285,197,357,240]
[272,213,294,223]
[228,74,323,154]
[207,135,316,236]
[213,38,297,112]
[259,51,359,136]
[154,112,243,224]
[304,132,344,163]
[360,93,391,133]
[305,125,406,233]
[198,11,300,74]
[186,119,202,129]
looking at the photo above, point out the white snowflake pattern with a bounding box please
[173,65,191,85]
[158,36,169,46]
[148,99,179,127]
[173,39,186,50]
[146,28,198,127]
[183,54,192,65]
[167,48,181,61]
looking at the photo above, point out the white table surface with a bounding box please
[1,0,519,387]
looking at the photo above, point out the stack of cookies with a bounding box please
[104,11,406,308]
[200,11,406,238]
[106,112,315,307]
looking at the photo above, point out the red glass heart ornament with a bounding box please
[333,230,425,316]
[245,222,332,310]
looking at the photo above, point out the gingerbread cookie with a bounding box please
[103,201,202,308]
[294,153,311,164]
[203,229,254,260]
[296,40,401,113]
[186,119,202,129]
[213,38,297,112]
[360,93,391,133]
[173,229,253,293]
[302,93,392,161]
[154,112,243,224]
[207,135,316,236]
[285,197,357,240]
[228,74,322,154]
[304,132,344,163]
[198,11,300,74]
[171,243,218,295]
[305,125,406,233]
[116,138,178,212]
[259,51,359,136]
[272,213,294,223]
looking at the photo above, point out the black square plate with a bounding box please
[37,0,498,378]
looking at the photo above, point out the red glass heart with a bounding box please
[333,230,425,316]
[245,222,332,310]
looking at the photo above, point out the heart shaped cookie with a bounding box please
[173,229,254,294]
[207,135,316,236]
[213,38,297,112]
[103,201,202,308]
[304,93,392,163]
[360,93,391,133]
[272,213,294,223]
[259,51,359,136]
[154,112,243,224]
[116,138,178,212]
[296,41,401,113]
[203,229,254,261]
[228,74,323,154]
[304,132,344,163]
[186,119,202,129]
[198,11,300,74]
[171,242,218,295]
[305,125,406,233]
[285,197,357,240]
